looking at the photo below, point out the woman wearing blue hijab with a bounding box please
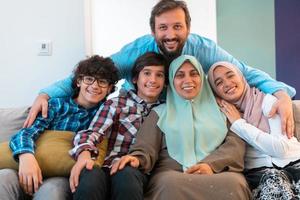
[111,55,251,200]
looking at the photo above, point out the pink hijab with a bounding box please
[208,61,270,133]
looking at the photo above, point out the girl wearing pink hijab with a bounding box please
[208,61,300,200]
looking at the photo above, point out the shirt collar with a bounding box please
[126,89,162,108]
[70,97,102,112]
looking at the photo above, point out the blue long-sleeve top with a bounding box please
[40,34,296,98]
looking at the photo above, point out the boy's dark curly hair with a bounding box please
[72,55,119,98]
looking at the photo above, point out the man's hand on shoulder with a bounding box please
[23,94,49,128]
[269,90,294,138]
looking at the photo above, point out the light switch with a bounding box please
[38,41,52,56]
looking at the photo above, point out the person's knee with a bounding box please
[231,174,249,189]
[79,167,106,188]
[152,171,179,190]
[0,169,24,200]
[73,167,107,200]
[33,177,71,200]
[0,169,20,189]
[111,166,146,200]
[112,166,146,190]
[228,173,252,199]
[147,171,182,194]
[0,169,19,185]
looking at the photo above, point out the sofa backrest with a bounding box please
[0,100,300,143]
[0,107,29,143]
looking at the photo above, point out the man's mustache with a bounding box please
[162,38,179,43]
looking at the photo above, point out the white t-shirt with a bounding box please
[230,94,300,169]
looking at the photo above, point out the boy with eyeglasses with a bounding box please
[0,55,119,200]
[68,52,166,200]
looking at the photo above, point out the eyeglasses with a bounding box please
[81,75,110,88]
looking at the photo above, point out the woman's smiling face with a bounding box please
[212,66,245,103]
[173,61,201,100]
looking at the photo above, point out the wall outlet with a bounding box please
[38,41,52,56]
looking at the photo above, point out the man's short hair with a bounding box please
[72,55,119,98]
[131,52,167,91]
[150,0,191,33]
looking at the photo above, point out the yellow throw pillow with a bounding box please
[0,130,107,177]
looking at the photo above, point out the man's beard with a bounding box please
[158,43,183,68]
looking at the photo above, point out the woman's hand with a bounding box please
[219,100,241,124]
[185,163,213,175]
[110,155,140,175]
[69,151,94,193]
[18,153,43,195]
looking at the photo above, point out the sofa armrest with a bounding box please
[0,107,30,143]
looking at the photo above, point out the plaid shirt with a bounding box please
[70,89,162,167]
[10,97,99,158]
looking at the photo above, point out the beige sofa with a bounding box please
[1,101,300,142]
[1,101,299,176]
[0,101,298,200]
[0,107,30,143]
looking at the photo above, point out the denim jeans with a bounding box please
[0,168,71,200]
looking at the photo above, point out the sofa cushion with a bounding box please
[0,107,29,143]
[0,130,107,177]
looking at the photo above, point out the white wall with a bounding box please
[0,0,216,107]
[0,0,86,107]
[92,0,216,56]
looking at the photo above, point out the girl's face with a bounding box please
[212,66,245,103]
[173,61,201,100]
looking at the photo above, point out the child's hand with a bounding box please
[185,163,213,175]
[219,100,241,124]
[18,153,43,195]
[110,155,139,175]
[69,151,94,193]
